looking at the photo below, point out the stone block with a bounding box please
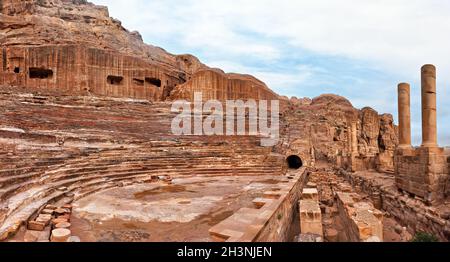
[52,218,69,225]
[306,182,317,188]
[302,188,319,201]
[54,208,70,215]
[36,214,52,226]
[41,209,54,215]
[51,228,71,242]
[27,221,45,231]
[299,200,323,237]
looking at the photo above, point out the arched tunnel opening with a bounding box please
[287,155,303,169]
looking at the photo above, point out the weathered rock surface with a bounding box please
[0,0,278,101]
[0,1,407,243]
[282,94,398,172]
[0,88,284,240]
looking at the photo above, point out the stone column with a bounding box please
[351,122,358,154]
[421,64,438,147]
[347,124,352,156]
[398,83,412,148]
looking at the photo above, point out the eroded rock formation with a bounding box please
[3,0,447,243]
[282,94,398,172]
[0,0,277,101]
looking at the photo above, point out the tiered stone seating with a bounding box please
[0,88,284,240]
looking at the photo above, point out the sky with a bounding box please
[91,0,450,146]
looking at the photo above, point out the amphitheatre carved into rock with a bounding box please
[0,0,448,242]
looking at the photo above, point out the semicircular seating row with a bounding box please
[0,90,284,240]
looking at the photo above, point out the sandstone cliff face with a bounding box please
[0,0,278,101]
[0,0,202,74]
[169,69,279,101]
[0,0,36,15]
[0,0,397,168]
[283,94,398,172]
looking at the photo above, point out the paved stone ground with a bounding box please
[70,175,284,242]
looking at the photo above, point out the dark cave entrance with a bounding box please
[287,155,303,169]
[107,75,124,85]
[29,68,53,79]
[133,78,144,86]
[145,77,162,87]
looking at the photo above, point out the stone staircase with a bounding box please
[0,89,284,240]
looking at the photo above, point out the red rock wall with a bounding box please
[0,0,36,15]
[350,111,398,172]
[84,47,181,100]
[284,95,398,172]
[1,1,280,103]
[0,45,185,101]
[170,69,279,101]
[0,45,278,102]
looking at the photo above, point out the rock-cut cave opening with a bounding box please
[287,155,303,169]
[29,67,53,79]
[107,75,124,85]
[145,77,162,87]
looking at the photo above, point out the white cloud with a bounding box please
[92,0,450,79]
[91,0,450,144]
[206,60,316,96]
[91,0,281,60]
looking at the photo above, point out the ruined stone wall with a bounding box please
[299,188,323,237]
[336,192,383,242]
[253,170,308,242]
[170,69,279,101]
[395,147,448,204]
[339,170,450,241]
[0,45,184,101]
